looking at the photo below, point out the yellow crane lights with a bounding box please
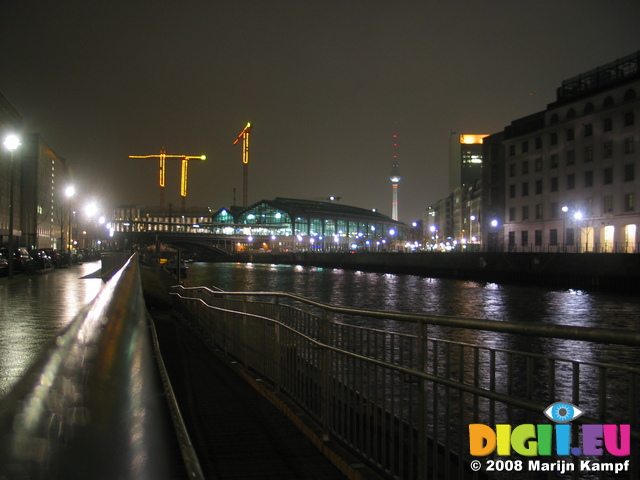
[233,122,252,206]
[233,122,252,164]
[129,149,206,213]
[180,155,206,197]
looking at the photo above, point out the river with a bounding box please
[184,261,640,367]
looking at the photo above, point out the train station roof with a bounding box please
[214,197,405,225]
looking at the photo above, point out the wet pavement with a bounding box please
[0,261,104,397]
[1,262,356,479]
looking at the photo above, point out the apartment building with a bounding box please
[501,51,639,252]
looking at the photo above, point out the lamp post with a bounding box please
[430,225,438,250]
[65,186,75,255]
[4,134,21,279]
[561,205,569,252]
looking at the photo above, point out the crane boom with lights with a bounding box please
[233,122,252,206]
[129,149,206,215]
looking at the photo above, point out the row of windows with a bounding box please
[509,164,635,198]
[508,194,635,222]
[507,227,635,249]
[551,88,637,122]
[508,137,635,177]
[509,112,636,156]
[509,137,636,176]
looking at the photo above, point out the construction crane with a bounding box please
[129,149,206,215]
[179,155,207,214]
[233,122,252,207]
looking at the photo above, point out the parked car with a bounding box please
[41,248,60,266]
[0,251,8,276]
[30,249,53,269]
[0,247,36,273]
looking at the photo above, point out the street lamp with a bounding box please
[430,225,439,249]
[470,215,477,243]
[4,134,21,279]
[65,186,75,258]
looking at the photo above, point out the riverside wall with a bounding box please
[229,251,640,291]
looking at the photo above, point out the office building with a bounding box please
[449,133,489,192]
[499,51,640,252]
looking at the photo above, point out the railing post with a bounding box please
[320,307,330,440]
[274,296,282,391]
[241,295,248,367]
[417,318,428,479]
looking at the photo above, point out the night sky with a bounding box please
[1,1,639,222]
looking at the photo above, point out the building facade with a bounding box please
[1,94,71,251]
[20,134,69,249]
[426,133,488,249]
[500,51,639,252]
[449,133,489,193]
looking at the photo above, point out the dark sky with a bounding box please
[1,1,639,222]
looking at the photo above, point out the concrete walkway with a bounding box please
[151,308,355,480]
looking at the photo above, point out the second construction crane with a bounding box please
[233,122,252,207]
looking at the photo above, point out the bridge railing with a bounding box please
[170,285,639,480]
[0,254,200,480]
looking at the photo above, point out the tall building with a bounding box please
[20,134,68,249]
[1,92,71,250]
[449,133,489,192]
[481,132,506,249]
[495,51,640,252]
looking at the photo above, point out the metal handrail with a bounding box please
[170,284,639,480]
[172,285,640,347]
[0,254,193,480]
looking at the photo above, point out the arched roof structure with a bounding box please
[211,197,408,241]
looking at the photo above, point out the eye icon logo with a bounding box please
[544,402,584,423]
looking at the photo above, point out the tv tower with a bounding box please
[389,134,401,221]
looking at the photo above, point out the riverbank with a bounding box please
[226,251,640,291]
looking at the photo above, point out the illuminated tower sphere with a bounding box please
[389,163,401,221]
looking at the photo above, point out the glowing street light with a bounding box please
[64,186,75,253]
[86,202,98,218]
[4,134,20,279]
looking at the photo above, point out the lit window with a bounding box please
[624,193,635,212]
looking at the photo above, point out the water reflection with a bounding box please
[186,261,639,364]
[0,261,104,397]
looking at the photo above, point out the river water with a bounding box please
[185,262,640,472]
[185,261,639,329]
[185,261,639,380]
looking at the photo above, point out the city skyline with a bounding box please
[1,1,639,222]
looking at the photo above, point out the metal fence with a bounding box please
[170,285,639,480]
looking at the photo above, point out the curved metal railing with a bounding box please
[0,254,201,480]
[170,284,639,480]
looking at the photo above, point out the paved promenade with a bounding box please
[152,309,353,479]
